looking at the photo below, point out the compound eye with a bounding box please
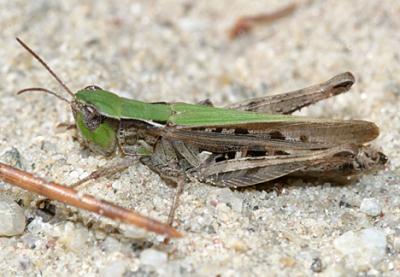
[84,85,103,91]
[82,105,102,131]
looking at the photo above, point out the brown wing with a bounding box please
[191,146,358,187]
[159,119,379,153]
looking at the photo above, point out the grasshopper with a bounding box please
[16,38,387,227]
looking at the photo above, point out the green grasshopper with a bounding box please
[16,38,387,227]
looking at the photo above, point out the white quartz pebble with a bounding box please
[360,198,382,216]
[140,249,167,267]
[0,199,26,236]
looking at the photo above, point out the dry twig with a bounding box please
[0,162,182,238]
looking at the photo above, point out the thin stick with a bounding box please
[16,37,75,98]
[229,3,297,39]
[0,162,182,238]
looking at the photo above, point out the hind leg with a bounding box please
[227,72,355,114]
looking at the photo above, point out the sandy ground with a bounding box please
[1,0,400,276]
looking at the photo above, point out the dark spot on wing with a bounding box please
[333,151,355,158]
[193,127,206,131]
[274,150,289,155]
[212,128,223,133]
[339,162,355,173]
[248,101,258,107]
[269,131,285,140]
[247,150,267,157]
[234,128,249,135]
[300,135,308,142]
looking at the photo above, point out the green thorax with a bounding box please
[75,89,171,122]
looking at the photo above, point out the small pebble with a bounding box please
[101,237,122,253]
[310,257,323,273]
[279,256,296,268]
[393,236,400,251]
[21,234,38,249]
[224,238,248,252]
[40,141,57,152]
[334,228,387,270]
[100,260,128,277]
[0,147,25,169]
[58,222,89,253]
[0,148,26,189]
[18,256,32,271]
[360,198,382,217]
[121,225,149,240]
[0,199,26,236]
[324,264,353,277]
[140,249,167,267]
[209,188,243,212]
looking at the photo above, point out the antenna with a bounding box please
[16,37,75,98]
[17,87,70,103]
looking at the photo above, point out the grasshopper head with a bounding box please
[16,38,119,156]
[71,86,121,156]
